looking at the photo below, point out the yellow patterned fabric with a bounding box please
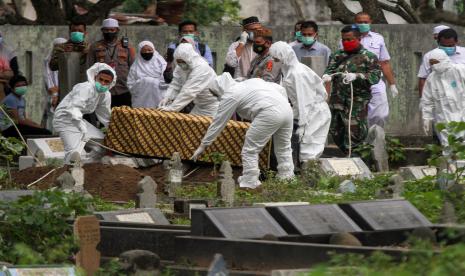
[105,107,271,168]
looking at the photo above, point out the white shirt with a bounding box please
[418,46,465,78]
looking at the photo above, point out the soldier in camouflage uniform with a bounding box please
[247,28,282,83]
[323,25,381,155]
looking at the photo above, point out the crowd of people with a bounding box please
[0,13,462,188]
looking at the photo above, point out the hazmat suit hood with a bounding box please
[173,43,201,69]
[430,48,451,74]
[269,41,299,70]
[208,72,237,99]
[86,62,117,91]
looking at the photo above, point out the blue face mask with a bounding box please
[439,45,456,56]
[182,34,196,41]
[14,86,27,96]
[95,82,109,93]
[301,36,315,46]
[294,31,302,42]
[357,23,371,33]
[70,32,84,43]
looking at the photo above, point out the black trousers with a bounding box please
[2,124,51,138]
[111,92,132,108]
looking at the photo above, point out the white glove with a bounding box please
[343,73,358,83]
[239,31,248,45]
[423,119,432,135]
[159,98,171,108]
[389,84,399,98]
[296,125,306,141]
[322,74,332,83]
[191,144,206,161]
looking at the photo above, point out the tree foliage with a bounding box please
[182,0,241,26]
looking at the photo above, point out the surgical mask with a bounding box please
[342,39,360,53]
[253,43,266,54]
[141,52,153,61]
[178,63,189,70]
[357,23,371,33]
[95,82,109,93]
[103,32,118,42]
[294,31,302,42]
[14,86,27,96]
[301,36,315,46]
[439,46,456,56]
[70,32,84,43]
[246,31,254,41]
[182,34,196,40]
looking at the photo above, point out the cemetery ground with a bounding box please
[1,124,465,274]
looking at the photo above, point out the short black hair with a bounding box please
[438,28,458,42]
[300,20,318,32]
[341,25,361,37]
[69,20,86,30]
[294,20,305,30]
[355,11,371,19]
[9,75,28,88]
[178,20,197,33]
[98,70,114,79]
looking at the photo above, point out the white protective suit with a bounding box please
[127,41,167,108]
[160,43,218,116]
[421,48,465,145]
[197,73,294,188]
[53,63,116,163]
[269,41,331,160]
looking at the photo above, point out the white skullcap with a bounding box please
[433,25,450,35]
[102,18,119,29]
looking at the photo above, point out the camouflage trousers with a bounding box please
[329,97,369,155]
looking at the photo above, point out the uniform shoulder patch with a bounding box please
[266,60,273,72]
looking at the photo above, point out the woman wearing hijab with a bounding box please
[42,37,67,131]
[127,41,167,108]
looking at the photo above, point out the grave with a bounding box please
[136,176,157,209]
[27,137,65,160]
[339,199,432,231]
[320,158,372,179]
[219,161,235,207]
[191,207,287,239]
[366,125,389,172]
[95,208,170,225]
[399,166,437,180]
[0,190,34,202]
[1,266,77,275]
[74,216,100,276]
[266,204,362,235]
[174,199,209,219]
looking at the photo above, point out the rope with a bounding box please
[86,139,132,157]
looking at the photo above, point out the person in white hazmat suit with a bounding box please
[191,73,294,189]
[269,41,331,161]
[53,63,116,163]
[159,43,218,116]
[421,48,465,146]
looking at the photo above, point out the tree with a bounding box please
[0,0,125,25]
[325,0,465,26]
[182,0,241,26]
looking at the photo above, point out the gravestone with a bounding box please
[320,158,372,179]
[399,166,437,180]
[219,161,235,207]
[136,176,157,208]
[300,56,326,77]
[366,125,389,172]
[174,199,209,219]
[74,216,100,276]
[207,254,228,276]
[58,52,82,101]
[0,190,34,202]
[19,155,35,170]
[337,179,356,194]
[1,266,77,275]
[339,199,432,231]
[56,171,76,191]
[167,152,183,198]
[95,208,169,225]
[70,163,84,193]
[266,204,362,235]
[440,200,457,224]
[191,207,287,239]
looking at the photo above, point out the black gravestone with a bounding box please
[191,207,287,239]
[339,199,432,231]
[266,204,362,235]
[95,208,170,225]
[0,190,34,202]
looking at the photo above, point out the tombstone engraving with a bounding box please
[95,208,169,225]
[399,166,436,180]
[74,216,100,276]
[320,158,372,179]
[191,207,287,239]
[219,161,235,207]
[300,56,326,77]
[266,204,362,235]
[136,176,157,208]
[0,190,34,202]
[207,253,228,276]
[168,152,183,198]
[339,199,432,231]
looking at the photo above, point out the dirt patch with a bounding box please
[11,166,68,189]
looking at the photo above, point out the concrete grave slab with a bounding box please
[27,137,65,159]
[191,207,287,239]
[320,158,372,179]
[253,202,309,207]
[266,204,362,235]
[399,166,437,180]
[95,208,170,225]
[0,190,34,202]
[2,266,77,275]
[19,155,34,170]
[339,199,432,231]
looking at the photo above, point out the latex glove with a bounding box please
[191,144,206,161]
[239,31,248,45]
[296,125,306,142]
[389,84,399,98]
[321,74,332,83]
[343,73,358,83]
[423,119,432,135]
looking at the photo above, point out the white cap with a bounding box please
[433,25,450,35]
[102,18,119,29]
